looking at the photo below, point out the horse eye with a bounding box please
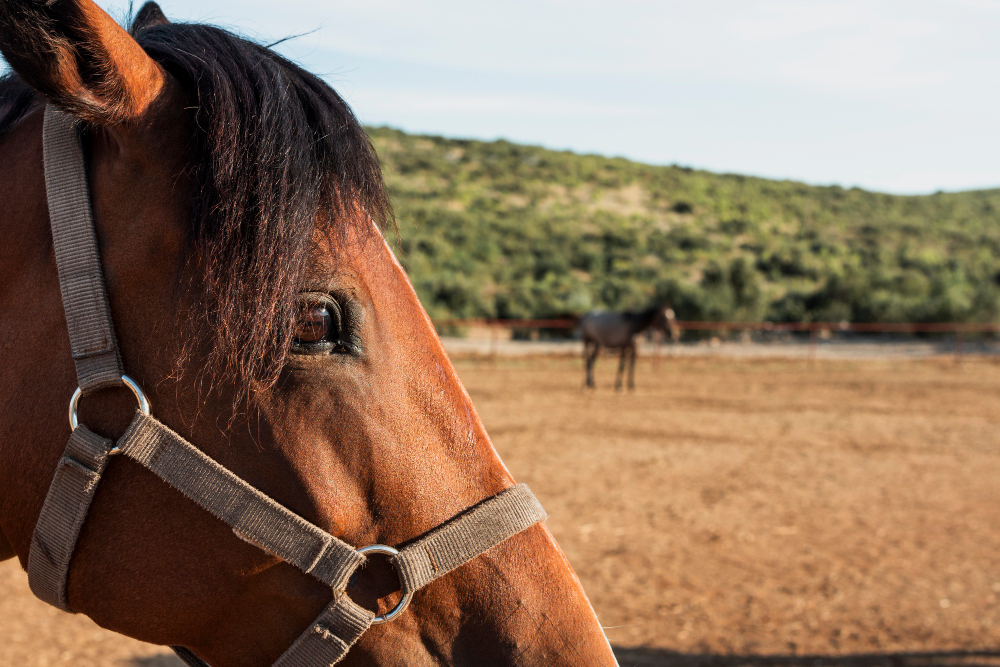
[294,305,332,345]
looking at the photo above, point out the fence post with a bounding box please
[653,330,663,371]
[490,320,499,364]
[809,326,818,365]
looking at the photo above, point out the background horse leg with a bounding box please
[627,342,637,391]
[584,340,598,388]
[615,347,627,391]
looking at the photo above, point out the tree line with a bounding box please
[369,127,1000,325]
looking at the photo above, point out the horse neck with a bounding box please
[629,307,661,334]
[0,108,61,563]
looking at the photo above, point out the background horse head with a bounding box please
[0,2,618,664]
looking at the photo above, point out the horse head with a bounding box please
[651,304,679,341]
[0,2,618,665]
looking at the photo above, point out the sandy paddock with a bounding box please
[2,355,999,666]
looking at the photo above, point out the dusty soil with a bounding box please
[0,558,181,666]
[2,356,1000,666]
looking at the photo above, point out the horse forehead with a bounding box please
[305,225,401,292]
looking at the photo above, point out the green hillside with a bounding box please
[369,126,1000,324]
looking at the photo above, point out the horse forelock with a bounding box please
[0,14,394,394]
[135,23,393,386]
[1,18,394,392]
[129,19,394,391]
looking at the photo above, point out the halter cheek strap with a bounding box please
[28,106,547,667]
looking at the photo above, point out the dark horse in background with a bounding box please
[0,1,619,665]
[580,306,679,390]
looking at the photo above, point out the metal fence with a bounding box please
[433,318,1000,334]
[432,318,1000,360]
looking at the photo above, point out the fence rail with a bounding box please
[433,318,1000,334]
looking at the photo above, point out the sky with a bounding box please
[33,1,1000,193]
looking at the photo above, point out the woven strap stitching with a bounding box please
[393,483,546,594]
[26,106,124,613]
[170,646,211,667]
[273,594,375,667]
[27,426,114,612]
[42,107,123,391]
[117,412,365,591]
[166,484,545,666]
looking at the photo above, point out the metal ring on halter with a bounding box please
[356,544,414,624]
[68,375,152,449]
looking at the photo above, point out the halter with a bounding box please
[27,107,546,666]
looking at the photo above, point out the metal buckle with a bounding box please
[69,375,151,453]
[357,544,414,624]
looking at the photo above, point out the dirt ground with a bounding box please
[2,355,1000,666]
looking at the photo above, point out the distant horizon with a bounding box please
[366,123,999,197]
[6,0,1000,196]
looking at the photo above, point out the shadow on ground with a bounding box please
[126,648,1000,666]
[612,648,1000,667]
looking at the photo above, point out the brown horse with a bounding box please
[0,2,618,665]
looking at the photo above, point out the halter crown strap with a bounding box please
[28,107,122,611]
[28,106,548,667]
[41,108,124,390]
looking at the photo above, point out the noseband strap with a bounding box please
[28,106,547,666]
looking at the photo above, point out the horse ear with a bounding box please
[131,2,170,33]
[0,0,168,125]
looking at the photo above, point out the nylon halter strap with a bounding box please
[28,106,548,667]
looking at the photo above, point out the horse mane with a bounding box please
[0,14,393,390]
[0,73,36,139]
[626,307,662,331]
